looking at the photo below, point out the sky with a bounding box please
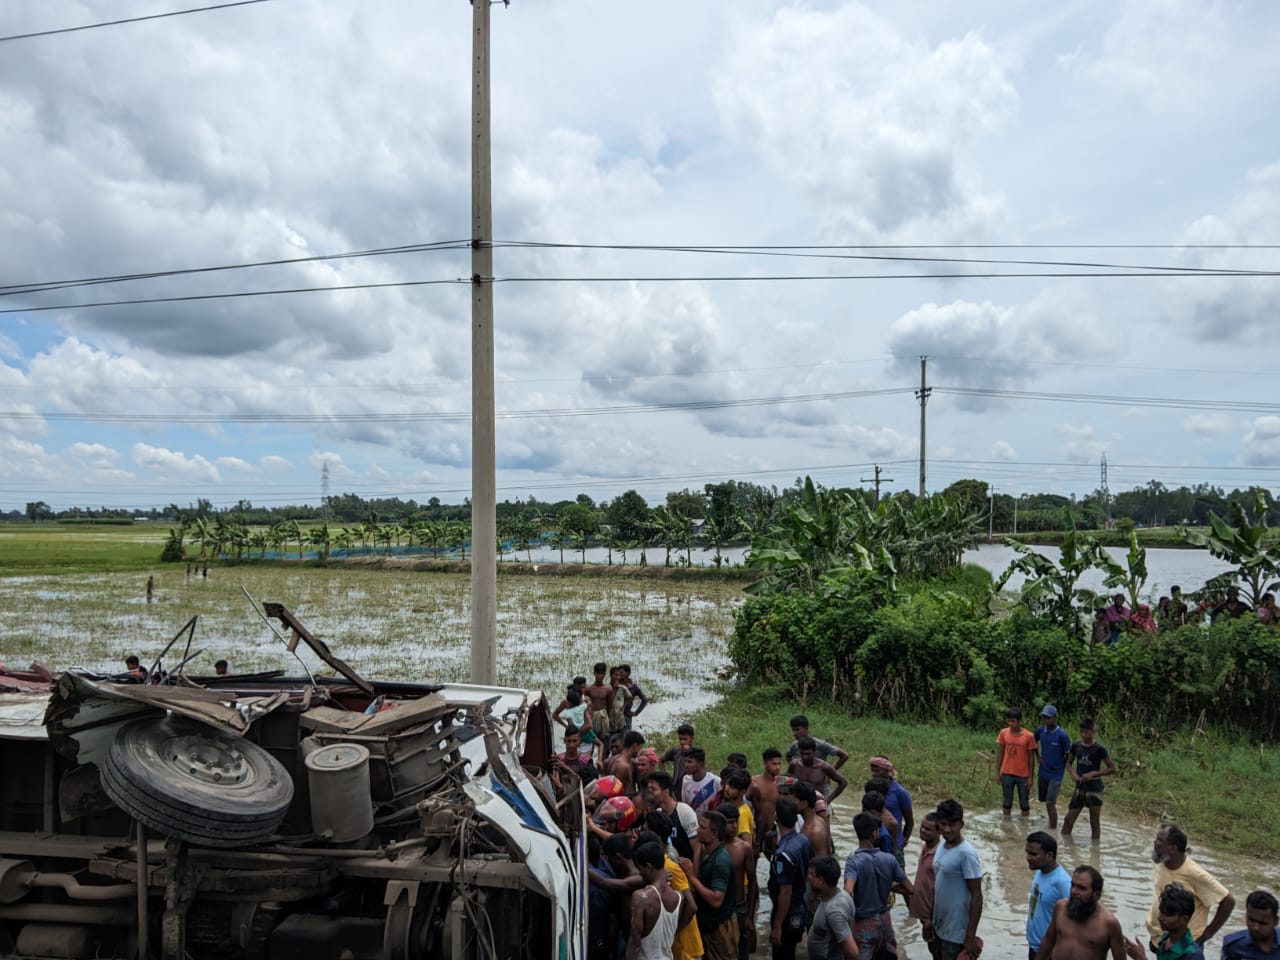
[2,0,1280,513]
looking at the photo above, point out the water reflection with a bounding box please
[748,806,1271,959]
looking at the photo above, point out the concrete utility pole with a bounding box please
[470,0,497,685]
[860,464,895,506]
[988,486,997,539]
[915,356,931,497]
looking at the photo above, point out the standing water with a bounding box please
[748,805,1271,959]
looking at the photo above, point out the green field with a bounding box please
[0,522,169,574]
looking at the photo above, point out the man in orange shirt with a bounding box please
[996,707,1039,816]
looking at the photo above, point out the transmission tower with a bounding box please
[1099,453,1110,527]
[320,462,331,522]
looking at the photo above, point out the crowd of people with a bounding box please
[551,668,1276,960]
[1093,586,1276,642]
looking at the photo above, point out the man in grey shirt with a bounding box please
[785,715,850,768]
[808,855,857,960]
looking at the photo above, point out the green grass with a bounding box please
[0,522,169,574]
[683,694,1280,860]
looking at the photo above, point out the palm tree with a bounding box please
[308,522,332,562]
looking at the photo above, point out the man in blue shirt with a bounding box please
[1025,831,1072,960]
[931,799,984,960]
[768,796,812,960]
[1223,891,1279,960]
[844,812,914,960]
[1034,706,1072,830]
[871,755,914,862]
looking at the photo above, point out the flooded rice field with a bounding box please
[748,806,1274,959]
[0,567,742,731]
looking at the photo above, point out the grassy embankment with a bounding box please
[686,695,1280,860]
[1003,527,1205,549]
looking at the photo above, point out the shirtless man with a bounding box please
[628,841,693,960]
[746,747,783,854]
[794,780,834,856]
[584,663,615,749]
[1035,865,1126,960]
[721,806,759,958]
[788,737,848,810]
[610,731,646,793]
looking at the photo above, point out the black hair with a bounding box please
[593,662,607,674]
[1247,890,1280,919]
[726,768,752,791]
[796,736,817,752]
[922,811,940,824]
[687,747,706,764]
[810,855,840,886]
[634,828,662,849]
[563,723,581,738]
[1006,707,1023,720]
[1162,824,1188,853]
[789,715,809,729]
[125,655,141,667]
[864,777,890,796]
[573,675,587,686]
[633,842,664,870]
[566,688,583,705]
[643,771,674,795]
[1080,718,1096,730]
[775,796,798,829]
[618,664,632,675]
[603,833,633,860]
[936,799,964,824]
[860,791,885,813]
[700,809,727,840]
[794,780,817,805]
[853,812,881,841]
[214,659,228,670]
[1027,831,1058,856]
[1160,883,1195,919]
[1074,864,1103,893]
[624,731,645,748]
[677,723,695,737]
[727,752,749,769]
[763,747,782,761]
[644,809,672,839]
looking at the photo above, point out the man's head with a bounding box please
[593,661,607,679]
[618,663,632,679]
[721,804,740,839]
[853,812,881,843]
[214,659,228,676]
[676,724,695,749]
[1040,704,1059,728]
[623,730,645,755]
[643,771,675,803]
[860,791,885,814]
[1227,586,1240,601]
[775,796,799,832]
[794,779,817,812]
[1079,718,1096,745]
[1066,865,1103,921]
[936,799,964,843]
[698,810,726,847]
[644,809,672,842]
[685,747,707,779]
[603,833,632,872]
[125,655,141,669]
[763,747,783,777]
[608,732,625,755]
[869,756,896,780]
[797,736,817,765]
[1113,593,1126,607]
[727,752,749,771]
[808,855,841,895]
[572,675,587,689]
[919,812,941,847]
[633,841,665,882]
[864,777,891,797]
[635,747,657,779]
[1153,824,1188,865]
[1025,831,1058,872]
[1005,707,1023,731]
[563,726,581,753]
[1245,890,1279,947]
[789,715,810,739]
[1158,883,1196,933]
[723,768,751,802]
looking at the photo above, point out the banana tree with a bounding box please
[1094,531,1148,611]
[1179,490,1280,605]
[996,522,1103,636]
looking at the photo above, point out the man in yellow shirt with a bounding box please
[1146,824,1235,951]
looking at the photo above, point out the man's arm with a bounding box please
[1106,910,1127,960]
[626,890,652,960]
[902,803,915,843]
[677,858,725,910]
[829,741,850,769]
[963,876,983,956]
[1200,892,1236,945]
[1099,752,1117,780]
[825,762,848,803]
[771,884,792,946]
[995,741,1005,783]
[627,683,647,717]
[1034,902,1062,960]
[588,867,644,893]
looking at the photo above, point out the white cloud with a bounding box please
[260,455,294,471]
[991,440,1018,460]
[131,443,220,482]
[1242,417,1280,466]
[216,456,253,471]
[1181,414,1232,440]
[68,442,119,461]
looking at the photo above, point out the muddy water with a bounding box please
[747,806,1273,959]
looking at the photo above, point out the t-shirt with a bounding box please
[909,842,938,922]
[1027,865,1072,949]
[786,736,842,762]
[1069,741,1110,792]
[696,843,735,929]
[669,802,699,861]
[1156,929,1204,960]
[1146,858,1230,944]
[808,890,856,960]
[768,831,813,922]
[932,839,983,945]
[664,856,704,960]
[998,727,1037,778]
[661,746,690,790]
[843,847,907,919]
[682,772,721,813]
[884,780,913,848]
[1223,927,1280,960]
[1035,725,1072,780]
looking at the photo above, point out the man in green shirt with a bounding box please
[1127,884,1205,960]
[681,810,738,960]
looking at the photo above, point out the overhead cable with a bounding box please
[0,0,274,43]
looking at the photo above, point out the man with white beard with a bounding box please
[1034,865,1126,960]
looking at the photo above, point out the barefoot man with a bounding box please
[584,662,615,750]
[746,747,783,855]
[1035,865,1126,960]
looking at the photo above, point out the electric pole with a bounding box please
[320,462,330,523]
[989,485,997,538]
[470,0,497,685]
[1100,453,1111,529]
[860,464,895,506]
[916,356,931,497]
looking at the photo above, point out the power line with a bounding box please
[0,1,274,43]
[933,386,1280,415]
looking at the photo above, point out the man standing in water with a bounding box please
[746,748,784,855]
[788,737,848,808]
[1034,706,1072,829]
[584,663,615,750]
[1146,824,1235,951]
[1061,719,1116,840]
[1034,865,1126,960]
[932,799,983,960]
[911,813,942,960]
[1026,832,1072,960]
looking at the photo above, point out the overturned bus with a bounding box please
[0,603,585,960]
